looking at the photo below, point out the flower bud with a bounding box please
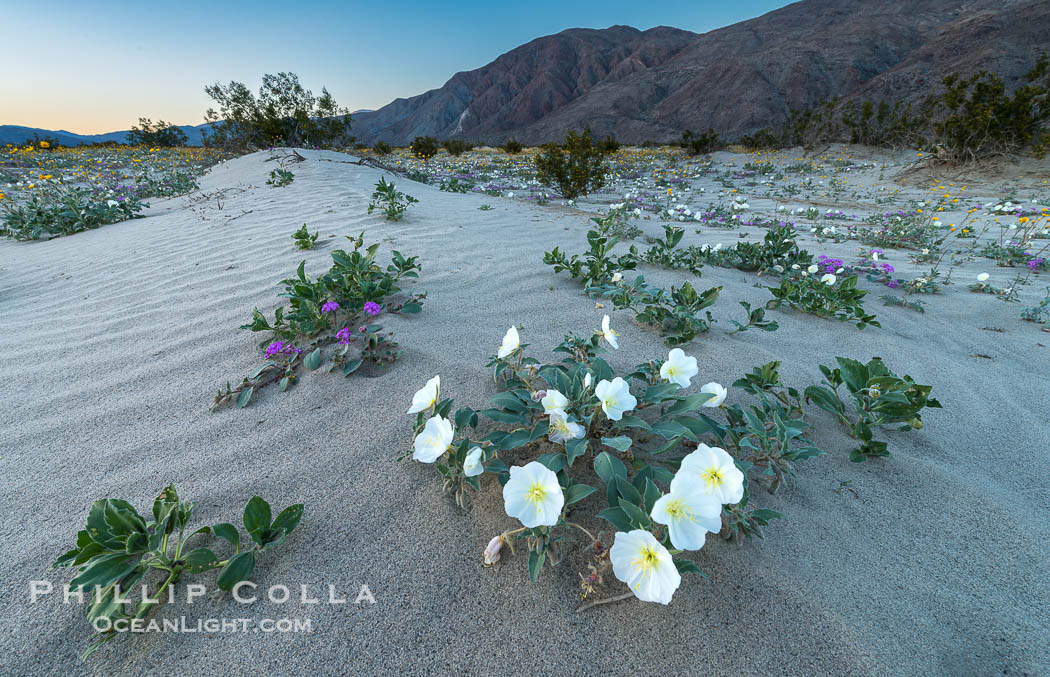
[483,535,503,566]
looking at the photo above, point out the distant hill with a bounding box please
[0,124,212,147]
[350,0,1050,145]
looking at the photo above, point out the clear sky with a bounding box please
[0,0,792,134]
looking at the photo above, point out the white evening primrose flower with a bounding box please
[674,444,744,505]
[611,272,623,283]
[821,273,837,285]
[413,415,455,463]
[407,375,440,414]
[541,389,569,415]
[583,372,592,389]
[651,484,722,550]
[498,326,520,359]
[463,447,484,477]
[595,377,637,421]
[548,411,585,444]
[977,272,990,282]
[659,348,699,388]
[503,461,564,528]
[601,314,619,349]
[807,264,819,274]
[700,382,727,407]
[609,530,681,605]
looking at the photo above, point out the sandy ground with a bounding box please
[1,149,1047,676]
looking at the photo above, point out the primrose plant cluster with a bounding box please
[403,317,940,607]
[214,232,425,409]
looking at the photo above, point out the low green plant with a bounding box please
[766,273,879,329]
[1,187,145,240]
[881,295,926,313]
[368,177,418,221]
[292,223,319,250]
[404,325,815,606]
[543,228,638,288]
[52,485,303,659]
[442,139,471,156]
[266,168,294,187]
[804,357,941,461]
[216,233,424,408]
[535,128,608,199]
[1021,287,1050,323]
[729,301,779,334]
[439,177,473,193]
[372,141,392,155]
[589,276,721,346]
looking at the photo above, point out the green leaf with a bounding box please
[528,549,545,584]
[673,558,707,578]
[212,523,240,551]
[342,359,362,376]
[613,476,642,506]
[601,436,633,452]
[618,497,650,528]
[597,507,632,532]
[270,504,305,535]
[537,453,566,473]
[217,551,256,592]
[593,451,627,487]
[564,483,597,506]
[69,553,141,592]
[243,496,272,546]
[304,348,322,370]
[497,428,533,451]
[183,548,222,573]
[664,392,715,416]
[643,478,661,514]
[236,386,254,408]
[565,438,588,467]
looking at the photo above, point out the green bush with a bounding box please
[679,129,720,155]
[127,118,188,147]
[442,139,471,156]
[535,129,608,200]
[410,136,439,160]
[203,72,352,149]
[599,135,620,153]
[934,55,1050,160]
[372,141,392,155]
[502,138,524,154]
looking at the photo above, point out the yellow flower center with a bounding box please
[701,466,724,490]
[526,482,547,505]
[665,365,679,377]
[633,545,660,573]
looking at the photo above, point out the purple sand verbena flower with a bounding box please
[364,302,381,316]
[264,341,285,359]
[322,300,339,313]
[335,327,353,344]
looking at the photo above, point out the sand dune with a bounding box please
[1,150,1047,676]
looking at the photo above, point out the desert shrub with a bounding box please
[203,72,352,149]
[502,138,524,154]
[372,141,392,155]
[679,129,720,155]
[934,55,1050,160]
[535,129,608,199]
[543,228,638,288]
[600,135,620,153]
[410,136,439,160]
[219,233,424,409]
[368,177,418,221]
[52,485,303,659]
[439,177,473,193]
[1,187,145,240]
[442,139,471,156]
[127,118,188,147]
[804,357,940,461]
[737,128,784,151]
